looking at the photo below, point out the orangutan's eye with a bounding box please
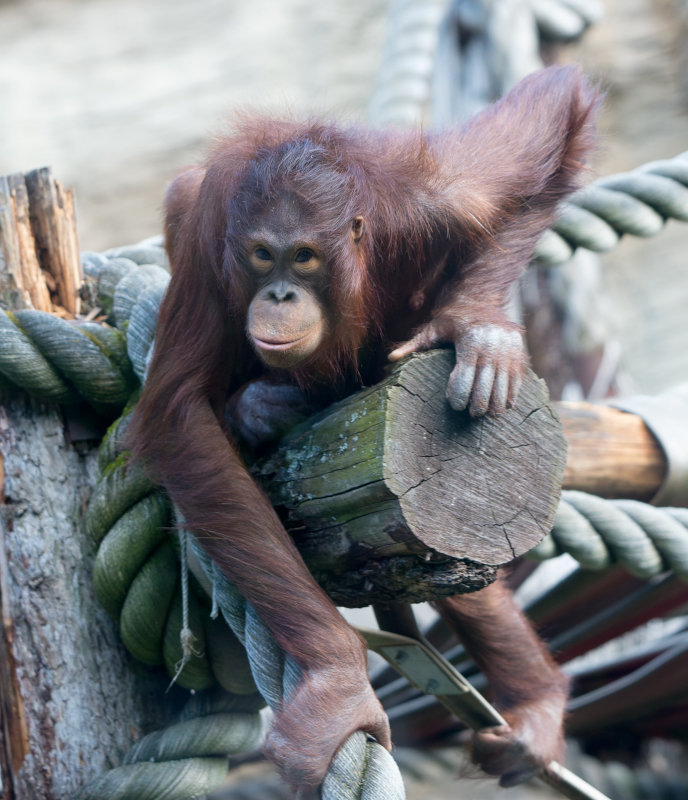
[294,248,314,263]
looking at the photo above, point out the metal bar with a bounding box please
[359,615,612,800]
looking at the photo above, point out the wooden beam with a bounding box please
[558,402,666,502]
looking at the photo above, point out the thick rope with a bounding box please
[0,308,136,412]
[369,0,602,128]
[367,0,448,128]
[81,242,170,382]
[534,152,688,265]
[0,241,168,409]
[75,711,264,800]
[532,490,688,579]
[187,534,406,800]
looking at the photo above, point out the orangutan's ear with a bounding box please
[351,215,365,243]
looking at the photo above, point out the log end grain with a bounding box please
[258,350,566,604]
[384,350,567,565]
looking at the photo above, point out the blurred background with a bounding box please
[2,1,688,798]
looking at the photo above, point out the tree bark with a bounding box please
[0,393,170,799]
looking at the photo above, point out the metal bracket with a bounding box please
[358,625,612,800]
[360,626,507,730]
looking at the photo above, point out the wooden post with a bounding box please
[0,168,168,798]
[558,402,667,502]
[0,168,81,316]
[0,395,171,799]
[256,350,568,606]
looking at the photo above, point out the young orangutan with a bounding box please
[130,65,598,791]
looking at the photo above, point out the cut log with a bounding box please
[257,350,567,606]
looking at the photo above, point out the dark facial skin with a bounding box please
[244,196,328,368]
[246,249,327,368]
[245,198,363,370]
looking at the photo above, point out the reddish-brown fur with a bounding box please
[434,583,570,786]
[129,66,598,791]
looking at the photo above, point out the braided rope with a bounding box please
[534,152,688,265]
[81,244,170,382]
[75,712,264,800]
[532,490,688,580]
[367,0,447,127]
[0,308,136,412]
[0,242,167,410]
[188,535,406,800]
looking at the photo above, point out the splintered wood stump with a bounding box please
[0,168,81,316]
[257,350,567,606]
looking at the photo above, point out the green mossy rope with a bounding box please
[93,493,170,618]
[0,309,137,414]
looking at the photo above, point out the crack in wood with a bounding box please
[518,405,547,425]
[395,465,443,499]
[282,477,387,506]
